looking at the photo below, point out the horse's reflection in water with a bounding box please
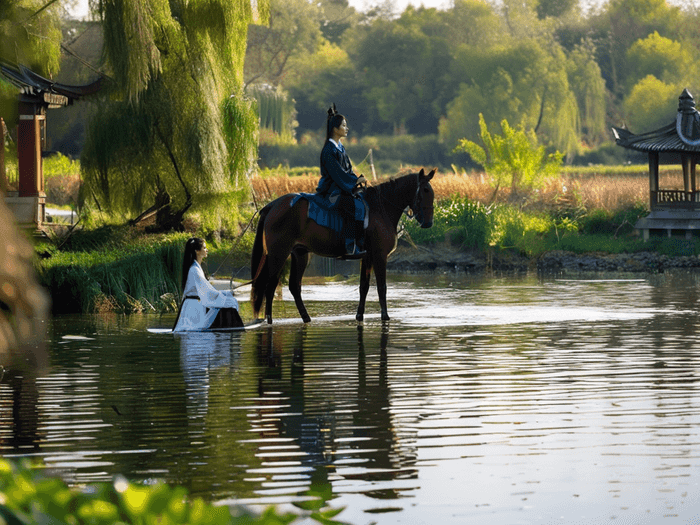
[249,325,417,505]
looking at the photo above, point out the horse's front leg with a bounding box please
[374,258,390,321]
[356,257,373,322]
[290,248,311,323]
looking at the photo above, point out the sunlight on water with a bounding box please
[4,274,700,523]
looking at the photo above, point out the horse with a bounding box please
[250,168,436,324]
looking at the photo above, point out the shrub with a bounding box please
[403,195,490,248]
[0,458,342,525]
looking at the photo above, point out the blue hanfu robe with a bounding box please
[316,139,365,223]
[289,139,367,236]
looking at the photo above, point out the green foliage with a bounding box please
[404,194,653,257]
[42,153,81,180]
[246,85,296,144]
[625,32,691,91]
[0,458,339,525]
[223,89,259,184]
[454,113,563,198]
[81,0,269,227]
[259,134,449,174]
[580,202,647,236]
[623,75,680,133]
[0,0,62,126]
[437,37,583,156]
[244,0,323,88]
[566,40,607,146]
[404,196,490,248]
[37,233,188,314]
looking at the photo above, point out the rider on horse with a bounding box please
[317,104,367,258]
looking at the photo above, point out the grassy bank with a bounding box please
[36,227,253,315]
[35,166,700,314]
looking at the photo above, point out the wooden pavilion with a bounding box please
[0,63,101,229]
[613,88,700,240]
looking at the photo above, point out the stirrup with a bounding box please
[342,241,366,260]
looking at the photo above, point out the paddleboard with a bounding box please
[147,319,266,334]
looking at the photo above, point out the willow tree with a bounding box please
[439,38,581,159]
[0,0,62,129]
[81,0,269,231]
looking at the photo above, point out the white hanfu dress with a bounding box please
[173,261,239,332]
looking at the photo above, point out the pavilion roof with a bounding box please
[0,63,102,108]
[613,89,700,154]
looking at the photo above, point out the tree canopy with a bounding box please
[81,0,269,231]
[241,0,700,163]
[0,0,62,123]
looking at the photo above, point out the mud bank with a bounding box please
[386,244,700,274]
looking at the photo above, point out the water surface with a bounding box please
[5,273,700,524]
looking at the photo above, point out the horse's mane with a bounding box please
[365,171,419,207]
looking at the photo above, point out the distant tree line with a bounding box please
[246,0,700,162]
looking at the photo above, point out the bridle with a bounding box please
[405,176,434,227]
[377,173,434,227]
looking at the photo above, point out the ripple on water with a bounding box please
[6,275,700,523]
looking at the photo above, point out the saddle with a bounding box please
[290,192,368,257]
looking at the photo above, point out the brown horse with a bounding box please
[250,168,436,324]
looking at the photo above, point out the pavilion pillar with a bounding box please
[10,101,46,228]
[17,102,45,198]
[649,152,659,211]
[682,154,693,194]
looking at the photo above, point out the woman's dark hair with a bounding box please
[181,237,205,292]
[326,104,346,141]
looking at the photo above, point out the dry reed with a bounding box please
[250,168,690,214]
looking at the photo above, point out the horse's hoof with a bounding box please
[266,316,273,324]
[302,315,311,323]
[381,314,390,322]
[356,314,364,322]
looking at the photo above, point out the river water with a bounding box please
[5,272,700,524]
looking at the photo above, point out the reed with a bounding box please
[251,167,664,215]
[37,233,187,314]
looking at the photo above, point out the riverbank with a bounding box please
[35,225,700,316]
[386,243,700,274]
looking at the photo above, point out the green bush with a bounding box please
[404,195,490,248]
[0,459,344,525]
[37,233,188,314]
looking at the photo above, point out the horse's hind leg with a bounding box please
[264,256,286,324]
[289,248,311,323]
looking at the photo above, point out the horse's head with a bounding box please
[410,168,436,228]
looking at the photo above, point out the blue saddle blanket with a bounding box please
[290,193,366,233]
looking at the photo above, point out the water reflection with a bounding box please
[5,274,700,523]
[220,325,418,508]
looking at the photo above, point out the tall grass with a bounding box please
[37,233,187,314]
[251,168,655,215]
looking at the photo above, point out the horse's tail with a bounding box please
[250,201,274,319]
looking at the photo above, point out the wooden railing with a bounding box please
[652,190,700,209]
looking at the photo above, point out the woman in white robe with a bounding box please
[173,238,242,332]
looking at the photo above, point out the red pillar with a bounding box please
[17,102,45,198]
